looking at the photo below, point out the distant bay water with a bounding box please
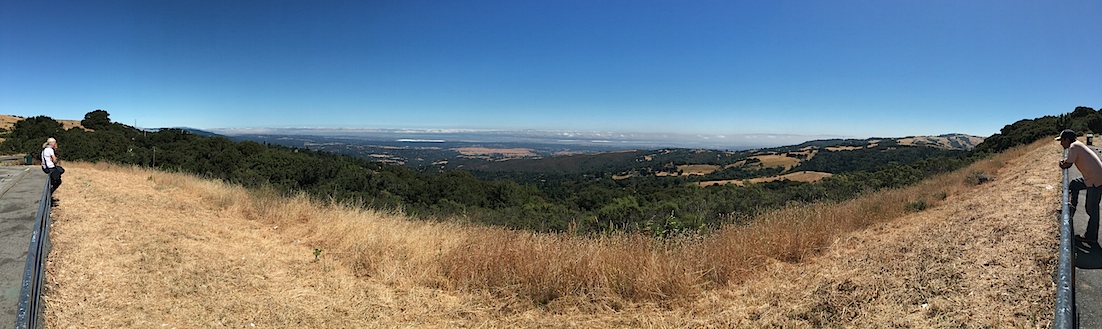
[209,127,842,151]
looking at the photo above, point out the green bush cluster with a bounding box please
[974,106,1100,154]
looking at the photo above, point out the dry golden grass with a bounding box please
[698,170,834,187]
[44,140,1057,327]
[453,147,537,158]
[1,114,87,144]
[787,148,818,161]
[899,135,985,149]
[0,114,85,132]
[676,164,720,176]
[825,145,867,151]
[0,114,21,130]
[750,154,801,170]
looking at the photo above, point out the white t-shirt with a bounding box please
[42,146,55,169]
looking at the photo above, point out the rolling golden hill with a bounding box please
[44,139,1053,328]
[1,114,86,144]
[0,114,85,132]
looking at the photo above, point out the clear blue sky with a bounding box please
[2,0,1099,138]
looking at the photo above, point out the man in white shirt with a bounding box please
[41,137,63,197]
[1059,129,1102,241]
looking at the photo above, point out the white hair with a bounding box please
[43,137,56,148]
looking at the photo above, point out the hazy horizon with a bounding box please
[208,126,981,151]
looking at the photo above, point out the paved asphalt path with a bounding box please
[0,166,47,326]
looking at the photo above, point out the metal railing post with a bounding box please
[1056,148,1076,328]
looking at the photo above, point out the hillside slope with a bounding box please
[708,141,1056,326]
[0,114,85,144]
[44,141,1056,327]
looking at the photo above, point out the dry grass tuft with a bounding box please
[44,140,1056,327]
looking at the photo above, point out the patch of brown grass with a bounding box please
[676,164,719,176]
[43,140,1056,327]
[0,114,21,130]
[698,170,833,187]
[0,114,85,132]
[825,145,867,151]
[453,147,537,157]
[1,114,88,145]
[706,140,1055,327]
[750,154,801,170]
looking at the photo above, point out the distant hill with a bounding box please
[0,114,86,132]
[897,134,984,150]
[778,134,983,151]
[150,127,225,138]
[453,135,982,178]
[0,114,86,143]
[229,133,982,176]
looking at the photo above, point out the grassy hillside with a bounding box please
[457,135,979,176]
[0,114,84,144]
[44,139,1054,327]
[0,114,84,131]
[0,112,981,235]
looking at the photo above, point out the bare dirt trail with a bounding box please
[40,141,1059,328]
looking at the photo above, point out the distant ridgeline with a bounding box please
[0,108,1093,235]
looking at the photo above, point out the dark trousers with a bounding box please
[46,166,63,194]
[1069,177,1102,239]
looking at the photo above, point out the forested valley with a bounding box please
[2,107,1098,235]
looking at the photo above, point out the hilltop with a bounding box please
[43,139,1054,327]
[0,115,85,131]
[0,114,85,143]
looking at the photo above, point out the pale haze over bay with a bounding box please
[210,127,844,150]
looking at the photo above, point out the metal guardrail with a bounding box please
[15,178,52,329]
[1056,149,1076,328]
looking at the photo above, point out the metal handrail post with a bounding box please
[1055,148,1076,328]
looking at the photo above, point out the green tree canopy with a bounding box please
[81,109,111,130]
[2,116,63,154]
